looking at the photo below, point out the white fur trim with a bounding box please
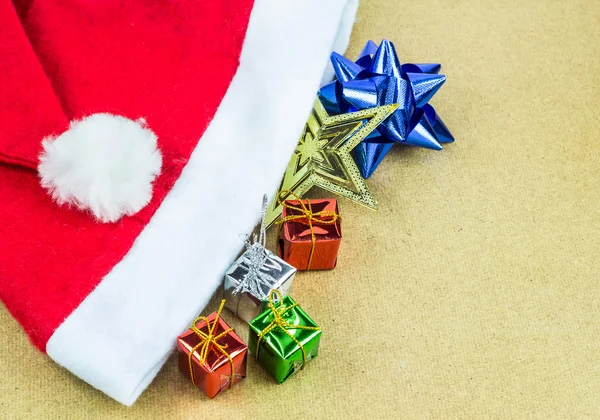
[38,114,162,223]
[46,0,358,406]
[321,0,360,85]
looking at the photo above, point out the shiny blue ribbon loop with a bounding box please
[318,39,454,178]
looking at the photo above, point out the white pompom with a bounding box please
[38,113,163,223]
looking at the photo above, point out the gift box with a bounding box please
[224,195,297,323]
[278,197,342,270]
[224,245,296,323]
[249,290,322,383]
[177,301,247,399]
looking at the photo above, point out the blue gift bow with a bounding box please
[318,40,454,178]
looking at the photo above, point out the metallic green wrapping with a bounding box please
[248,295,321,383]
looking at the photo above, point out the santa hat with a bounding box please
[0,0,358,405]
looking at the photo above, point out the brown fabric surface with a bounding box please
[1,0,599,418]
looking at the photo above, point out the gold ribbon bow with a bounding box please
[256,290,321,369]
[188,300,235,388]
[275,190,341,270]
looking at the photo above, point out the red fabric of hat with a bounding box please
[0,0,359,405]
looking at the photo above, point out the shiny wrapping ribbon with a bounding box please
[187,300,235,388]
[275,190,341,270]
[318,39,454,178]
[233,195,281,306]
[255,290,321,370]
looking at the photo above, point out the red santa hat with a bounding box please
[0,0,358,405]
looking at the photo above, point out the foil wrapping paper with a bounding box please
[177,312,247,399]
[279,198,342,270]
[224,248,296,323]
[249,295,321,384]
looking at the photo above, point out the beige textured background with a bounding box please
[2,0,600,418]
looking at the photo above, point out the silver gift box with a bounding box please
[223,243,296,323]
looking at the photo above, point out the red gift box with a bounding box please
[278,198,342,270]
[177,301,247,399]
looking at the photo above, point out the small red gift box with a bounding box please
[278,198,342,270]
[177,301,248,399]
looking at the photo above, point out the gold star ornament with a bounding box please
[265,98,398,227]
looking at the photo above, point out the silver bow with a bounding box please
[232,194,284,300]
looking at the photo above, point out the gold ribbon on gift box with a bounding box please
[256,289,321,369]
[187,299,235,388]
[275,190,341,270]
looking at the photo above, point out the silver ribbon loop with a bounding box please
[232,194,283,302]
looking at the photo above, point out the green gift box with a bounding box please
[248,290,322,383]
